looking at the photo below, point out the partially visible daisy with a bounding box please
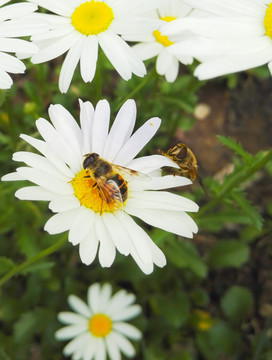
[163,0,272,80]
[2,98,198,274]
[27,0,167,93]
[55,283,142,360]
[0,0,47,89]
[124,0,195,82]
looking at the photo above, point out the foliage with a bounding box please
[0,50,272,360]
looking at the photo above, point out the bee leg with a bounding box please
[84,175,91,178]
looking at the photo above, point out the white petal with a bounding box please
[107,290,136,315]
[49,196,80,213]
[129,175,191,191]
[105,334,121,360]
[2,171,24,181]
[111,304,141,322]
[113,322,142,340]
[58,312,88,325]
[15,186,55,201]
[120,213,153,265]
[127,190,199,212]
[59,38,84,93]
[80,35,98,82]
[87,283,101,314]
[31,31,80,63]
[68,294,92,317]
[13,151,69,181]
[63,333,91,357]
[91,100,110,155]
[165,56,179,82]
[79,99,94,154]
[108,332,135,358]
[0,51,25,73]
[115,117,161,165]
[44,208,80,234]
[103,99,136,162]
[102,213,130,256]
[16,167,73,195]
[93,337,106,360]
[48,104,83,150]
[98,31,132,80]
[68,207,94,246]
[55,324,86,340]
[82,336,96,360]
[79,225,99,266]
[95,215,116,267]
[127,207,198,238]
[36,118,81,174]
[0,68,12,89]
[132,42,162,61]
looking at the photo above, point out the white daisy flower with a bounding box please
[0,0,47,89]
[27,0,167,93]
[163,0,272,80]
[123,0,195,82]
[2,98,198,274]
[55,283,142,360]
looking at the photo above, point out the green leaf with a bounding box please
[220,286,253,325]
[217,135,253,163]
[208,240,250,268]
[196,320,241,360]
[0,257,15,275]
[197,209,255,232]
[150,291,190,328]
[164,240,207,278]
[231,191,263,230]
[13,308,49,344]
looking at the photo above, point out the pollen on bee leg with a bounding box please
[71,169,120,214]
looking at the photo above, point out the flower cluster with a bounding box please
[163,0,272,79]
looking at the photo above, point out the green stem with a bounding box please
[115,67,157,111]
[0,235,67,288]
[198,148,272,216]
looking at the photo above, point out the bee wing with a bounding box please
[96,178,123,205]
[111,164,150,182]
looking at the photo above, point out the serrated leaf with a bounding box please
[0,257,15,275]
[208,240,249,268]
[217,135,252,163]
[220,286,253,325]
[231,191,263,230]
[197,210,255,232]
[165,240,207,278]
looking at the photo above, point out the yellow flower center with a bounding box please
[264,3,272,38]
[71,1,113,35]
[153,16,176,47]
[88,314,112,337]
[71,168,125,214]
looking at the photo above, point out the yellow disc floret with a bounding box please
[88,314,112,337]
[71,1,113,35]
[264,3,272,39]
[153,16,176,47]
[71,169,119,214]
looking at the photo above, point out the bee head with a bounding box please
[83,153,99,169]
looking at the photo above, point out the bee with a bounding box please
[83,153,143,212]
[159,143,197,181]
